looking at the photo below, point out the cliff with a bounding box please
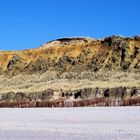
[0,35,140,102]
[0,36,140,76]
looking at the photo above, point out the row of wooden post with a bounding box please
[0,97,140,108]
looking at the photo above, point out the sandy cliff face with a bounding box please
[0,36,140,76]
[0,36,140,102]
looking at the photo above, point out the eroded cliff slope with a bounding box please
[0,35,140,102]
[0,36,140,76]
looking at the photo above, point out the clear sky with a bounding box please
[0,0,140,50]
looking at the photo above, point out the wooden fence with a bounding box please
[0,96,140,108]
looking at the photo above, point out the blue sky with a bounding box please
[0,0,140,50]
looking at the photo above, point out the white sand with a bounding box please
[0,107,140,140]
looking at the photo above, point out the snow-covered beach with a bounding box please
[0,107,140,140]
